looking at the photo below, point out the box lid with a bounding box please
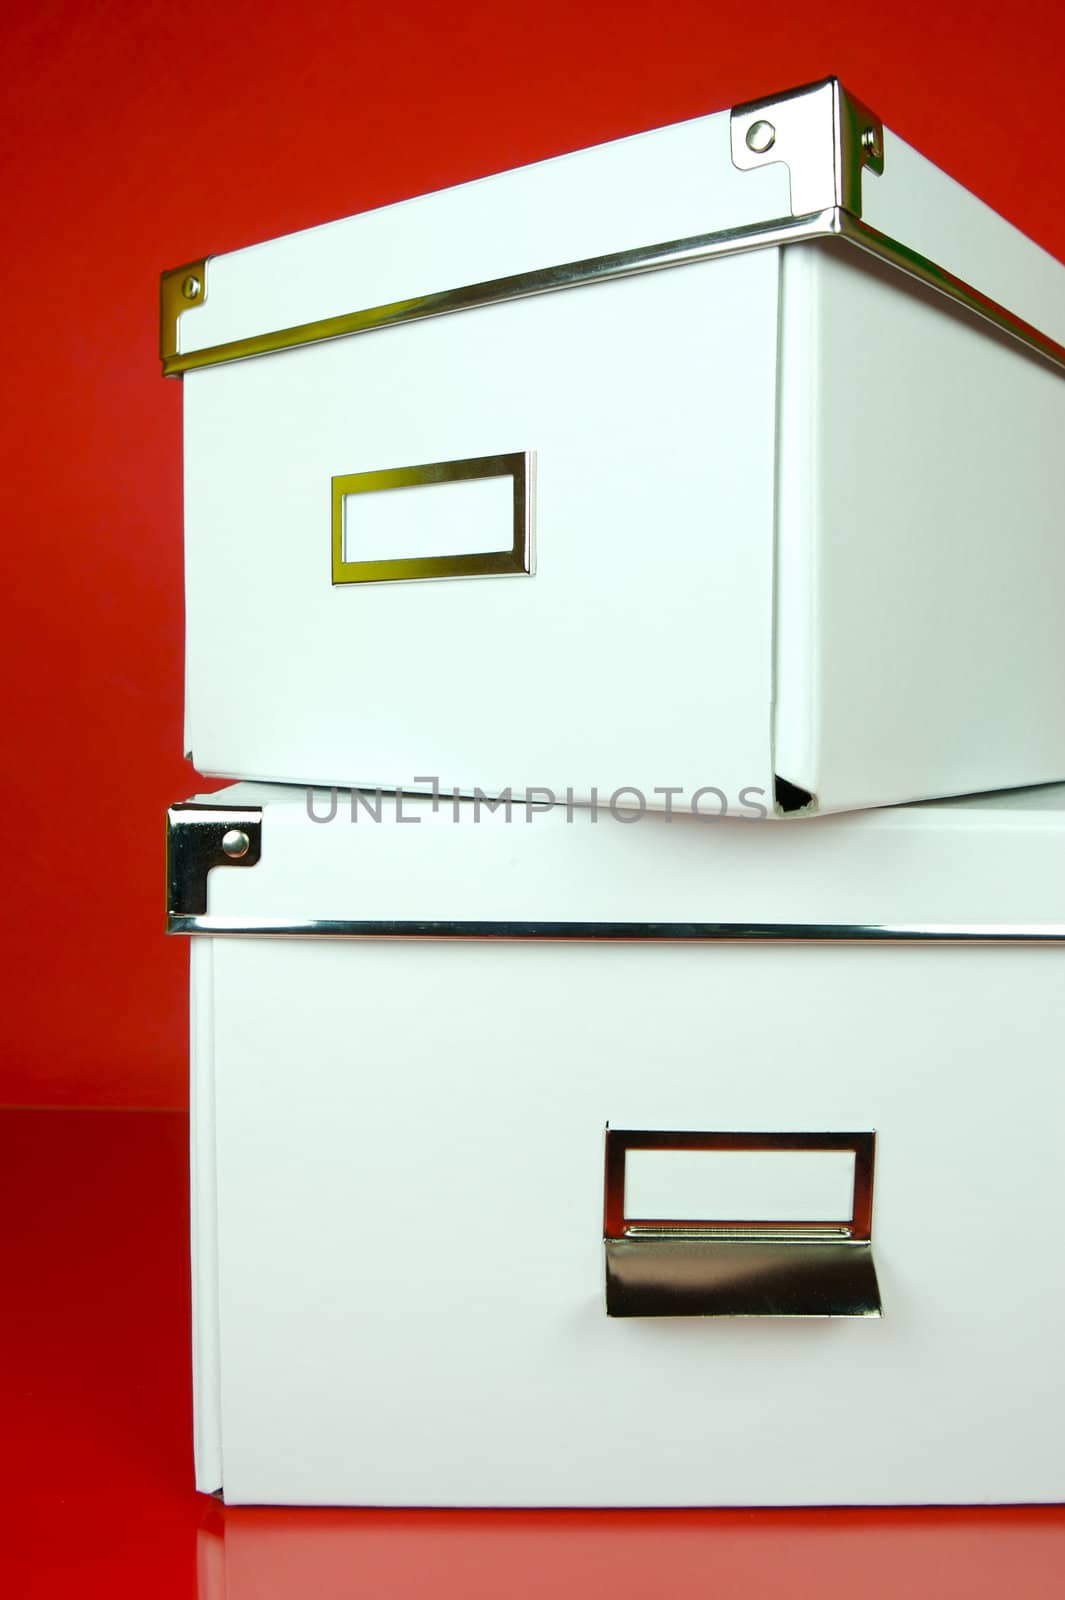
[161,78,1065,380]
[167,781,1065,936]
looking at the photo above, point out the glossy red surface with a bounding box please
[3,1110,1064,1594]
[3,0,1065,1109]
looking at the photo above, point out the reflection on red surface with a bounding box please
[199,1506,1065,1599]
[3,1110,1064,1598]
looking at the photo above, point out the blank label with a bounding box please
[342,473,515,564]
[624,1148,856,1223]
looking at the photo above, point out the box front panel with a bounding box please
[184,252,779,812]
[205,938,1065,1505]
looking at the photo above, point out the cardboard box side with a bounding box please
[777,244,1065,813]
[864,130,1065,352]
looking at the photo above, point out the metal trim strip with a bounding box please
[166,915,1065,941]
[161,206,1065,379]
[838,211,1065,371]
[162,210,835,375]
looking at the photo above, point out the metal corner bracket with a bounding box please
[730,77,884,219]
[160,258,209,370]
[166,803,262,927]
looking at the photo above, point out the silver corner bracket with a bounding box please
[166,803,263,930]
[730,77,884,218]
[604,1129,882,1318]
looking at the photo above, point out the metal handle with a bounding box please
[603,1129,881,1318]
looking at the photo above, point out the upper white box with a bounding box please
[164,77,1065,817]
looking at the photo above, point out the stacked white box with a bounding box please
[163,78,1065,1506]
[169,782,1065,1505]
[164,78,1065,818]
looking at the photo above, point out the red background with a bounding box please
[3,0,1064,1109]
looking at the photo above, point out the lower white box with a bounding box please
[170,781,1065,1505]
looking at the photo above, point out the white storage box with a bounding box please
[170,780,1065,1505]
[164,77,1065,819]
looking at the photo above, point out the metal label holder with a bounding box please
[604,1129,882,1318]
[331,452,533,586]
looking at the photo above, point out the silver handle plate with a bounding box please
[603,1129,881,1318]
